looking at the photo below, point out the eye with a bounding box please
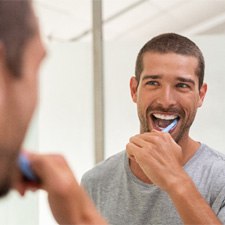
[176,83,190,89]
[145,80,159,86]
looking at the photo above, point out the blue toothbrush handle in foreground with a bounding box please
[18,154,40,182]
[162,119,178,133]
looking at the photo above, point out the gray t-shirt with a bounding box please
[81,144,225,225]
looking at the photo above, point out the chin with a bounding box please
[0,178,11,198]
[0,154,18,198]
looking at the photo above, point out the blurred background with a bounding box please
[36,0,225,41]
[1,0,225,224]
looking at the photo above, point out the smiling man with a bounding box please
[81,33,225,225]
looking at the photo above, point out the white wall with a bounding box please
[38,42,94,225]
[190,36,225,152]
[39,42,94,180]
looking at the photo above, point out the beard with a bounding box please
[137,104,197,143]
[0,176,11,197]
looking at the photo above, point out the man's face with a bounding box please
[130,52,207,143]
[0,15,46,196]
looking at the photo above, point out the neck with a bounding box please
[129,159,152,184]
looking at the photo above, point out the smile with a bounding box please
[151,113,179,131]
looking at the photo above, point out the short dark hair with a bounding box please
[135,33,205,89]
[0,0,36,76]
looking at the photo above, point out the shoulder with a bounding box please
[186,143,225,185]
[200,144,225,166]
[184,144,225,204]
[189,144,225,166]
[191,144,225,187]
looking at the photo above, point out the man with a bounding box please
[81,33,225,224]
[0,1,106,224]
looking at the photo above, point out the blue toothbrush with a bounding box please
[162,119,178,133]
[18,154,39,182]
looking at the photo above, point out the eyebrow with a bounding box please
[142,75,162,80]
[176,77,195,85]
[142,74,196,85]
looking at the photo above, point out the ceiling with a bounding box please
[33,0,225,43]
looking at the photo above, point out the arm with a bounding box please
[14,153,107,225]
[169,176,222,225]
[126,130,222,225]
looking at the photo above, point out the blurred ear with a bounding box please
[198,83,207,107]
[130,76,138,103]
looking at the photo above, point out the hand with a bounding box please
[126,130,186,192]
[13,152,107,225]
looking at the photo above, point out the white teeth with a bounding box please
[153,113,178,120]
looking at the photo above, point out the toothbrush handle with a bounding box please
[18,154,40,183]
[162,119,178,133]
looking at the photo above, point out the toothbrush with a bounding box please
[162,119,178,133]
[18,153,39,182]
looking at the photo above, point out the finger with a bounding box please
[129,135,149,148]
[140,131,171,143]
[24,154,61,187]
[129,132,160,144]
[126,142,142,160]
[28,153,68,173]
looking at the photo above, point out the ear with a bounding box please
[130,76,138,103]
[198,83,207,107]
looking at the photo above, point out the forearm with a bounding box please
[47,175,107,225]
[62,186,107,225]
[22,153,107,225]
[168,176,222,225]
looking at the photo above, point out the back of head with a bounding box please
[135,33,205,89]
[0,0,35,76]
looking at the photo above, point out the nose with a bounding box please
[155,86,177,109]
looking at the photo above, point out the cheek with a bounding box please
[136,89,151,105]
[182,99,198,120]
[24,77,39,118]
[136,96,148,113]
[30,86,38,112]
